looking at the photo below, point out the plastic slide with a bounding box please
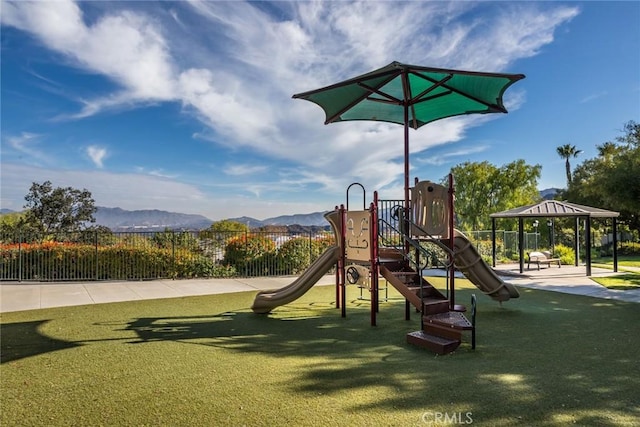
[451,229,520,302]
[251,246,339,314]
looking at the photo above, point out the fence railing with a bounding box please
[3,220,625,282]
[0,229,334,282]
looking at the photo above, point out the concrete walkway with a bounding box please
[0,276,331,313]
[1,265,639,314]
[492,264,640,303]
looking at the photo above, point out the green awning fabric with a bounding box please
[293,61,525,129]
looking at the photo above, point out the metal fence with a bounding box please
[0,229,334,282]
[3,219,626,282]
[375,199,541,261]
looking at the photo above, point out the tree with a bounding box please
[556,144,582,186]
[198,219,251,259]
[22,181,97,237]
[201,219,249,235]
[596,141,620,159]
[448,160,542,231]
[564,121,640,233]
[0,211,39,243]
[152,228,199,250]
[199,219,249,243]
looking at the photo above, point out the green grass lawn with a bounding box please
[2,281,639,426]
[591,274,640,290]
[591,255,640,289]
[592,255,640,269]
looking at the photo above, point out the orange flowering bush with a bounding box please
[0,241,233,280]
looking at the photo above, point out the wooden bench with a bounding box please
[527,251,561,270]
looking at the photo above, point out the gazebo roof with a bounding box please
[490,200,619,219]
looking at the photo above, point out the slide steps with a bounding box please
[408,310,474,355]
[407,331,461,355]
[379,263,474,355]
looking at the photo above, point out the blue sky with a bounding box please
[1,1,639,221]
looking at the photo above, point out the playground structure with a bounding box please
[252,176,519,355]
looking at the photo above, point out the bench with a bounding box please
[527,251,561,270]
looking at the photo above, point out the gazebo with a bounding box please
[490,200,620,276]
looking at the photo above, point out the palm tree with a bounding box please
[556,144,582,186]
[596,141,618,159]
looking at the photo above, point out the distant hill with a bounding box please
[264,211,330,227]
[94,207,214,231]
[540,188,561,200]
[226,212,330,228]
[5,189,564,231]
[226,212,331,230]
[91,208,331,231]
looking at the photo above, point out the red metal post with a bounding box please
[339,204,347,318]
[370,197,378,326]
[336,204,347,317]
[333,206,341,310]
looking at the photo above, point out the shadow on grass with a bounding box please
[2,287,638,425]
[113,289,639,425]
[0,320,82,363]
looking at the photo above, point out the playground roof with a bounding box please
[490,200,619,219]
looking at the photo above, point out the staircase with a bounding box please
[379,263,475,355]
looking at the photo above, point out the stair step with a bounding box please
[423,323,463,341]
[407,331,460,355]
[392,272,420,284]
[422,299,450,315]
[424,311,474,330]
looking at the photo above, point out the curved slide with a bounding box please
[451,229,520,302]
[251,246,339,314]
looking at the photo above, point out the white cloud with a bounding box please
[416,145,489,166]
[0,163,328,219]
[581,91,608,104]
[2,132,50,165]
[223,164,268,176]
[1,0,177,108]
[0,1,581,217]
[86,145,107,168]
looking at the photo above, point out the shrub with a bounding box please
[152,230,199,251]
[173,252,236,278]
[553,244,575,265]
[315,234,336,253]
[0,241,237,281]
[223,234,276,276]
[619,242,640,256]
[277,237,322,275]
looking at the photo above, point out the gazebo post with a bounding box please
[585,216,592,276]
[518,217,524,274]
[613,218,618,272]
[574,217,580,267]
[491,217,497,268]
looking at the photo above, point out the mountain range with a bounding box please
[2,188,561,231]
[93,207,331,231]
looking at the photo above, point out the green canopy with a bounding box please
[293,61,525,213]
[293,61,525,129]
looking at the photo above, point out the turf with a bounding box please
[1,281,639,426]
[593,256,640,269]
[591,274,640,290]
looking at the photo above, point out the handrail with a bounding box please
[381,204,455,256]
[377,217,453,271]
